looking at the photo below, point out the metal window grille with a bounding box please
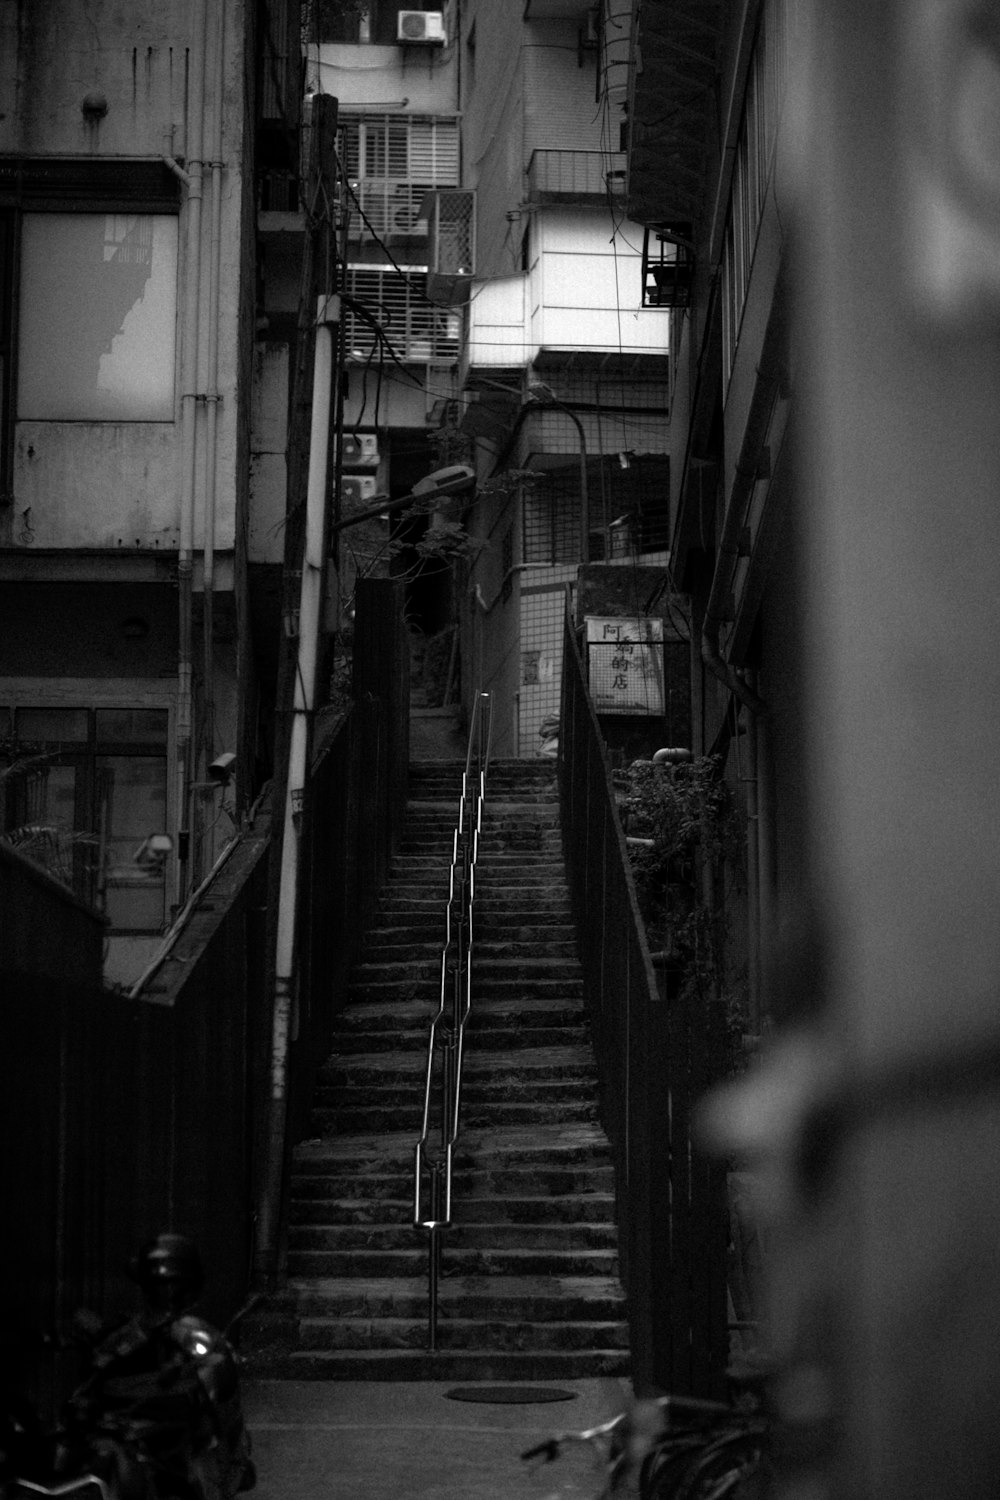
[341,115,460,239]
[522,457,670,564]
[427,189,475,275]
[344,264,461,362]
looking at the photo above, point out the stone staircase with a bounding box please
[245,759,630,1380]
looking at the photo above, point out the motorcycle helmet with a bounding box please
[132,1233,205,1313]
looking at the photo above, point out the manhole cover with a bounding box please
[445,1386,578,1405]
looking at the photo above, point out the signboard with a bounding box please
[585,616,665,715]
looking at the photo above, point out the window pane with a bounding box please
[99,754,168,930]
[18,213,178,420]
[15,707,89,742]
[4,763,84,889]
[95,708,168,745]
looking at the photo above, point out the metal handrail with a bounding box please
[413,691,493,1350]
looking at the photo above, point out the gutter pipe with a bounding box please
[699,365,781,718]
[256,295,340,1284]
[202,0,226,766]
[163,4,208,900]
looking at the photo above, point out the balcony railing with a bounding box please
[527,149,627,203]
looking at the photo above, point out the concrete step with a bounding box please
[290,1193,616,1228]
[287,1274,626,1321]
[310,1096,602,1136]
[295,1315,629,1353]
[350,956,582,986]
[331,995,587,1037]
[291,1124,615,1174]
[290,1162,616,1202]
[316,1045,598,1087]
[247,1346,628,1382]
[360,937,580,964]
[289,1220,617,1253]
[348,977,584,1006]
[285,1246,620,1279]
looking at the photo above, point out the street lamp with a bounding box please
[526,380,590,562]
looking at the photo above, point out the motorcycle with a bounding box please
[1,1236,255,1500]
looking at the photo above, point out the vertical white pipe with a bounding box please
[175,2,208,900]
[202,0,226,766]
[271,300,338,1127]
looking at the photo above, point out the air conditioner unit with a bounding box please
[340,474,379,505]
[397,10,446,44]
[341,432,380,468]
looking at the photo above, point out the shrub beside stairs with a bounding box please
[243,759,630,1380]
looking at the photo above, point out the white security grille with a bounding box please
[428,189,475,275]
[341,115,459,239]
[344,264,461,363]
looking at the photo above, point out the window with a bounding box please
[18,213,177,421]
[1,705,170,932]
[0,158,180,483]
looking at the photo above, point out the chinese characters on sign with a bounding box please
[585,617,665,715]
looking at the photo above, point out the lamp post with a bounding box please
[526,380,590,561]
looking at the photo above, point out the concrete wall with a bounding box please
[3,0,251,557]
[306,42,459,114]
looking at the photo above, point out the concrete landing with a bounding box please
[409,707,467,761]
[244,1376,633,1500]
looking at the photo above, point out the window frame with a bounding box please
[0,678,176,934]
[0,157,180,485]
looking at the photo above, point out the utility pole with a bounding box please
[255,92,340,1288]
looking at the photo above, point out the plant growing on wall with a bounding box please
[617,755,748,1064]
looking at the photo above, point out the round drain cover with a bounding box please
[445,1386,578,1405]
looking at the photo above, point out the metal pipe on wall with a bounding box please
[164,4,208,900]
[201,0,226,770]
[257,296,339,1280]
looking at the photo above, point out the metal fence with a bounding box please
[2,579,411,1409]
[527,149,627,201]
[290,577,410,1144]
[557,597,728,1396]
[1,830,271,1419]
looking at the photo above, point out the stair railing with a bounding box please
[413,690,493,1350]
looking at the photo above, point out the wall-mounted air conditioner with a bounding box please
[397,10,446,45]
[340,474,379,505]
[341,432,380,469]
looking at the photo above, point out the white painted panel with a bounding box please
[13,423,181,549]
[307,47,459,114]
[539,305,669,354]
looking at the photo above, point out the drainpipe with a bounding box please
[745,672,761,1032]
[202,0,226,767]
[699,368,780,719]
[164,5,208,901]
[256,295,339,1284]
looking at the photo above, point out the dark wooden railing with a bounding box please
[557,596,728,1397]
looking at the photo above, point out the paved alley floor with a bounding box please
[243,1378,633,1500]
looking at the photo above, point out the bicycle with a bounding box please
[522,1388,767,1500]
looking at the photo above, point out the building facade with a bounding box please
[0,0,300,983]
[455,0,673,757]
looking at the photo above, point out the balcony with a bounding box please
[527,150,627,205]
